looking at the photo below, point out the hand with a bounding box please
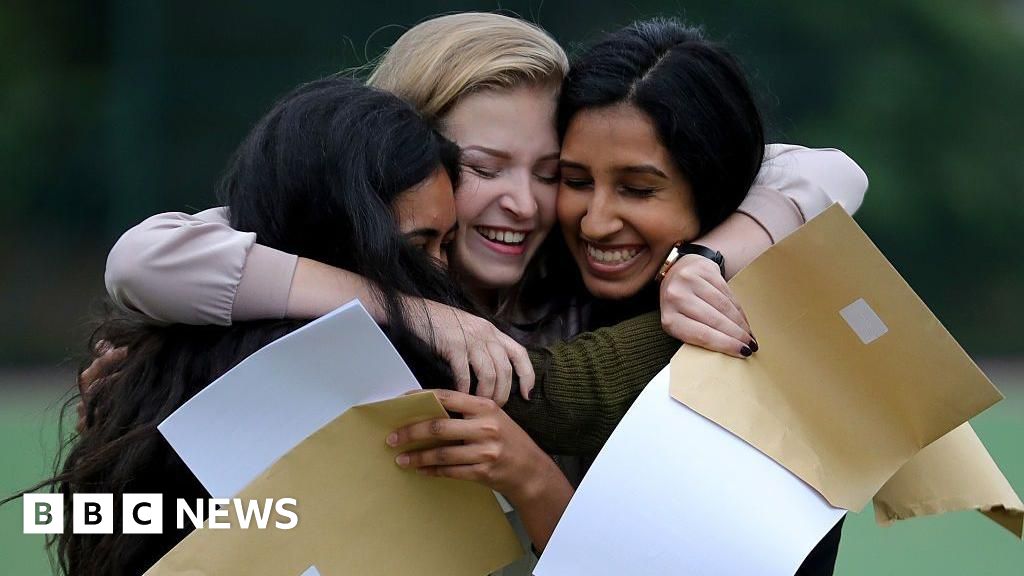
[659,254,757,358]
[76,341,127,432]
[387,389,559,504]
[411,300,535,406]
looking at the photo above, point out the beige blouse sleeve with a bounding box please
[105,207,298,325]
[737,144,868,242]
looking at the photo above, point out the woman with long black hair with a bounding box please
[6,77,576,576]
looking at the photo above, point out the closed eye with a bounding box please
[535,173,559,185]
[621,186,658,198]
[465,165,499,179]
[561,177,593,190]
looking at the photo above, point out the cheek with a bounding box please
[636,206,697,250]
[454,175,498,224]
[556,188,586,231]
[535,184,558,229]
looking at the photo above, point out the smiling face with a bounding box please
[558,103,701,300]
[392,167,458,265]
[442,84,560,293]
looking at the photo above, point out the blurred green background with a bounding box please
[1,0,1021,573]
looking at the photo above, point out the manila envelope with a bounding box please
[145,392,522,576]
[874,422,1023,538]
[669,204,1005,512]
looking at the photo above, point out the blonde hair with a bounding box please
[368,13,569,120]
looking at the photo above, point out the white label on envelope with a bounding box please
[840,298,888,344]
[299,567,321,576]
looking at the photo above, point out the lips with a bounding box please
[476,226,528,245]
[581,240,647,276]
[586,244,640,264]
[475,226,531,256]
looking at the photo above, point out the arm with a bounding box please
[657,145,869,353]
[104,208,536,401]
[106,207,385,325]
[738,144,868,243]
[505,312,680,456]
[706,144,869,274]
[105,207,298,325]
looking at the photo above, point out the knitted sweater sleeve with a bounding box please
[505,312,681,456]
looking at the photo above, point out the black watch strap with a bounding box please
[677,243,726,277]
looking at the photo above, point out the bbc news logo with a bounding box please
[23,494,299,534]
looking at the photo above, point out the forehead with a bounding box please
[393,169,457,232]
[442,85,559,154]
[561,104,673,170]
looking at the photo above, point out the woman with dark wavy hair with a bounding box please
[1,77,540,576]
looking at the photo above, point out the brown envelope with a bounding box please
[144,392,522,575]
[669,204,1005,512]
[874,422,1023,538]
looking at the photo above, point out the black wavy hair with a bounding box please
[7,77,472,576]
[558,18,765,234]
[218,77,469,368]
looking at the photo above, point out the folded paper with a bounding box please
[145,393,522,576]
[536,366,846,576]
[874,422,1023,538]
[159,300,423,499]
[669,204,1004,511]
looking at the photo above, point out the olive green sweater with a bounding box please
[504,312,681,457]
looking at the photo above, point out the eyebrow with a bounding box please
[403,222,459,240]
[462,145,511,160]
[559,159,668,179]
[463,146,560,163]
[621,165,669,178]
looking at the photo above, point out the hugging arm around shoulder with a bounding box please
[105,207,298,325]
[505,312,681,456]
[737,144,868,243]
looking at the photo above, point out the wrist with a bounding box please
[288,258,383,321]
[509,455,567,508]
[657,242,725,281]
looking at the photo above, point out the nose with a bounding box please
[579,189,623,241]
[497,170,538,221]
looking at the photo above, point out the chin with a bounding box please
[471,266,526,291]
[582,278,640,301]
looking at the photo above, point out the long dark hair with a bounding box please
[558,18,765,235]
[8,77,471,576]
[220,76,467,342]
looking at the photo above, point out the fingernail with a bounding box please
[528,388,534,400]
[96,340,111,354]
[386,432,398,447]
[395,454,410,467]
[748,339,759,353]
[740,346,752,357]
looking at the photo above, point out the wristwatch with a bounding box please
[656,242,726,282]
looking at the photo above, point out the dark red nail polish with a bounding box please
[749,339,759,353]
[740,346,752,357]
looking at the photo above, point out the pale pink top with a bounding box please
[105,144,868,325]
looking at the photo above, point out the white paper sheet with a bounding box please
[536,366,846,576]
[158,300,420,498]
